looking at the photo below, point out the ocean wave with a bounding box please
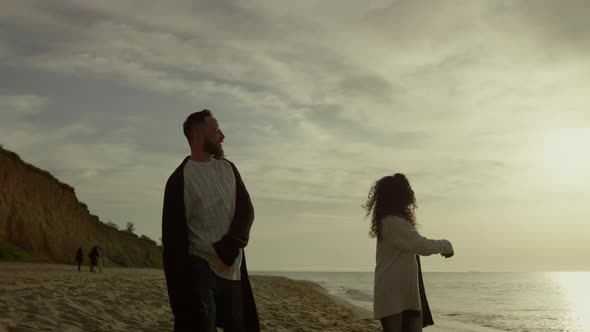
[340,288,373,302]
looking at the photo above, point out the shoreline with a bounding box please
[1,262,503,332]
[250,275,380,331]
[1,263,379,331]
[252,273,506,332]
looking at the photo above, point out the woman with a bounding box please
[88,246,98,273]
[365,173,454,332]
[96,246,103,273]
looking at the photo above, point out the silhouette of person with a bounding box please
[95,246,103,273]
[162,110,259,332]
[365,173,454,332]
[88,246,99,273]
[75,247,83,272]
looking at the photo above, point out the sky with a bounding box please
[1,0,589,272]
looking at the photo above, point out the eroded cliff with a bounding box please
[0,146,162,267]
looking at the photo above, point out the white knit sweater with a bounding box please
[184,158,242,281]
[373,215,453,319]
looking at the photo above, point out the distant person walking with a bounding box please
[75,247,83,272]
[365,173,454,332]
[96,246,104,273]
[162,110,259,332]
[88,246,99,273]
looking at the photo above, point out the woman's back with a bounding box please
[374,215,422,319]
[366,173,454,330]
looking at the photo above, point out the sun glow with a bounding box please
[554,272,590,331]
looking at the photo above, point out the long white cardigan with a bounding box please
[373,215,453,320]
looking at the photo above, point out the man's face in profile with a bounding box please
[202,116,225,158]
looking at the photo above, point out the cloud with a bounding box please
[1,0,589,270]
[488,0,590,57]
[0,94,47,119]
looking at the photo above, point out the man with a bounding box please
[75,247,83,272]
[162,110,259,332]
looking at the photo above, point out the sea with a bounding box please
[253,271,590,332]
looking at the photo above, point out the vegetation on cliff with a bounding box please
[0,146,162,267]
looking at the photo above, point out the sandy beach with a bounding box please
[0,263,381,332]
[0,263,504,332]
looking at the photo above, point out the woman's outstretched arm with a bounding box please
[382,216,454,256]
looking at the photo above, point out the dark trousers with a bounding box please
[77,261,82,271]
[380,310,422,332]
[188,256,245,332]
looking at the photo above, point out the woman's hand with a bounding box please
[441,252,454,258]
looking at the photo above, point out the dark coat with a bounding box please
[88,247,98,265]
[416,256,434,327]
[162,156,260,332]
[75,248,83,262]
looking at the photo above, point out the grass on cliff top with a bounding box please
[0,247,29,261]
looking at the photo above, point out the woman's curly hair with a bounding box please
[363,173,417,239]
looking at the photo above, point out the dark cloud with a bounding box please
[304,103,430,149]
[337,73,397,104]
[493,0,590,49]
[0,1,107,59]
[35,1,112,26]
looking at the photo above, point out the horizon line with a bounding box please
[251,269,590,273]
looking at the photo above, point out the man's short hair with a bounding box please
[183,109,212,141]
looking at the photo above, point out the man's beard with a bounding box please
[204,138,225,158]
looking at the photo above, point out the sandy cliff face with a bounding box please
[0,146,162,267]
